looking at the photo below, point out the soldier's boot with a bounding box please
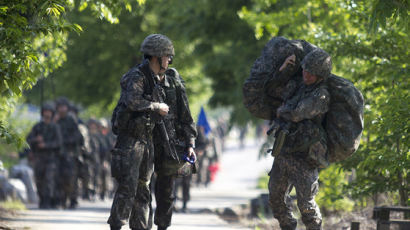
[38,198,45,209]
[69,199,78,209]
[181,201,187,213]
[100,192,105,201]
[110,225,121,230]
[42,198,51,209]
[279,223,297,230]
[157,227,168,230]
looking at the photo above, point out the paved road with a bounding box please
[3,141,273,230]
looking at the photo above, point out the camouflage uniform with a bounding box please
[56,114,84,208]
[27,119,62,208]
[268,49,331,230]
[153,69,197,229]
[194,126,209,186]
[98,130,113,200]
[108,59,163,230]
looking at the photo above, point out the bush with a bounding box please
[317,164,354,215]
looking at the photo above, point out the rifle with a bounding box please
[151,79,180,163]
[267,119,290,157]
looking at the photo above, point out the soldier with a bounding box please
[107,34,171,230]
[70,105,93,200]
[151,39,197,229]
[87,119,103,200]
[55,97,84,209]
[97,118,114,200]
[194,125,209,186]
[26,103,62,209]
[268,49,331,230]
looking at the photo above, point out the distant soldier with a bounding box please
[26,103,62,209]
[97,118,114,200]
[87,119,103,200]
[107,34,171,230]
[70,105,93,200]
[55,97,84,209]
[268,49,331,230]
[194,125,210,186]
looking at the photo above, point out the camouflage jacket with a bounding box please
[112,60,165,141]
[277,80,330,154]
[57,116,84,151]
[26,121,62,154]
[154,68,197,149]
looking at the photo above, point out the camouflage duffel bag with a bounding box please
[325,74,364,163]
[243,36,316,120]
[157,147,197,177]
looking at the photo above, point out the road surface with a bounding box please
[2,140,273,230]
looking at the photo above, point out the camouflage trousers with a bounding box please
[107,134,154,230]
[268,154,322,230]
[33,153,57,207]
[153,173,176,228]
[58,150,80,208]
[152,174,192,228]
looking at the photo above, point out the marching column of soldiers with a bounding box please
[26,97,116,209]
[26,96,225,213]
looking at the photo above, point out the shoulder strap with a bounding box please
[166,68,184,122]
[139,61,155,94]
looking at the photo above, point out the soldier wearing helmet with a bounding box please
[108,34,174,230]
[268,48,331,230]
[54,97,84,209]
[26,102,62,209]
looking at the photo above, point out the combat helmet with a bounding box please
[301,48,332,80]
[55,97,71,108]
[140,34,175,57]
[41,102,55,116]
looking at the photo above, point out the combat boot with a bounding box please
[181,202,187,213]
[110,225,121,230]
[157,226,168,230]
[69,199,78,209]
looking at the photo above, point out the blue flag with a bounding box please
[197,106,211,136]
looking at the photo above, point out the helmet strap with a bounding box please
[158,57,166,71]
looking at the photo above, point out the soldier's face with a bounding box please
[302,70,318,85]
[159,56,172,73]
[57,105,68,116]
[88,123,98,134]
[42,110,53,124]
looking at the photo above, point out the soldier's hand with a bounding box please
[158,103,169,116]
[35,135,44,143]
[37,141,46,149]
[276,105,285,118]
[188,147,196,162]
[279,54,296,72]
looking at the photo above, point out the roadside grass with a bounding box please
[0,200,26,211]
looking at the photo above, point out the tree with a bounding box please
[25,0,262,124]
[0,0,144,147]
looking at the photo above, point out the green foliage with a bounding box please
[25,0,218,118]
[257,172,270,189]
[240,0,409,205]
[316,165,354,214]
[137,0,265,125]
[0,105,37,169]
[0,0,144,144]
[342,84,409,205]
[0,200,26,211]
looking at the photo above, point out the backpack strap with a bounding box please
[165,68,185,136]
